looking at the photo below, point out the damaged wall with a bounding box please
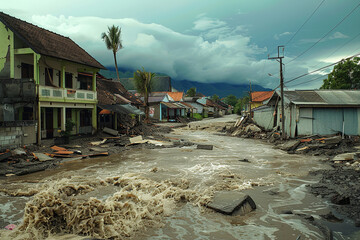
[0,123,37,150]
[0,22,11,78]
[253,106,275,131]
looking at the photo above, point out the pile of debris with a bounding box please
[229,116,267,139]
[229,116,359,156]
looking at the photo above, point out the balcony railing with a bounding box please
[39,86,97,101]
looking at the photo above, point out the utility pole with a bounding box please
[249,80,252,118]
[268,46,285,140]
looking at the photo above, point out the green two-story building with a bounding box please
[0,12,105,147]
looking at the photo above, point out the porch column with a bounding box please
[61,65,65,88]
[37,103,41,144]
[92,71,96,91]
[92,105,97,134]
[159,103,162,121]
[9,31,14,78]
[33,53,40,84]
[61,107,66,131]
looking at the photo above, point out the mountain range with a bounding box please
[100,68,270,98]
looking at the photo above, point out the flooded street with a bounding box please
[1,116,359,239]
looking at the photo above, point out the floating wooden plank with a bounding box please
[54,150,74,155]
[51,145,67,151]
[197,144,214,150]
[88,152,109,157]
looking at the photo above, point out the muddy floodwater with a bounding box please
[1,116,359,239]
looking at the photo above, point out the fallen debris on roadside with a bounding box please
[227,116,359,157]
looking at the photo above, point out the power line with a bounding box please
[286,75,325,88]
[286,2,360,65]
[310,31,360,68]
[267,0,326,62]
[284,51,360,85]
[285,0,326,46]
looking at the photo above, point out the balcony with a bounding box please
[39,86,97,102]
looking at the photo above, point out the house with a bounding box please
[144,91,193,121]
[0,12,105,146]
[254,90,360,137]
[216,100,232,114]
[197,97,226,117]
[183,96,209,118]
[250,91,274,110]
[96,77,143,131]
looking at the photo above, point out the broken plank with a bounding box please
[88,152,109,158]
[54,150,74,155]
[51,145,67,151]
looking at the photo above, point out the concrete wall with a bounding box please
[253,106,275,131]
[0,124,37,150]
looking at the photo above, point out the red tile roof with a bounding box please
[151,91,184,102]
[0,12,105,69]
[251,91,274,102]
[167,92,183,101]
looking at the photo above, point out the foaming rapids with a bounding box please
[0,173,214,239]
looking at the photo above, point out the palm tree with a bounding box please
[101,25,123,80]
[134,68,156,122]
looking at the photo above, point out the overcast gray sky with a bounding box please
[2,0,360,89]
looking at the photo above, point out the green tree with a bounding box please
[224,94,238,107]
[134,68,156,122]
[101,25,123,80]
[234,95,249,115]
[321,57,360,89]
[186,87,196,97]
[211,94,220,102]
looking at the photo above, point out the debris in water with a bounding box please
[207,191,256,215]
[196,144,213,150]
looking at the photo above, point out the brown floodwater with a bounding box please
[1,117,359,239]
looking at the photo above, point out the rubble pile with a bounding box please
[229,116,267,139]
[0,124,197,177]
[309,164,360,222]
[228,116,360,156]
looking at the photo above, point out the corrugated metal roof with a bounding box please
[277,90,360,106]
[161,102,184,109]
[316,91,360,105]
[181,102,195,109]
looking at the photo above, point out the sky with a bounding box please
[1,0,360,90]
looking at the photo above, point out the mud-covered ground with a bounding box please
[0,123,188,177]
[1,115,360,239]
[309,165,360,225]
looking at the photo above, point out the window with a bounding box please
[21,63,34,79]
[45,68,53,86]
[65,72,73,88]
[78,73,92,90]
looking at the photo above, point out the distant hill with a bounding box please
[100,69,270,98]
[171,79,270,98]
